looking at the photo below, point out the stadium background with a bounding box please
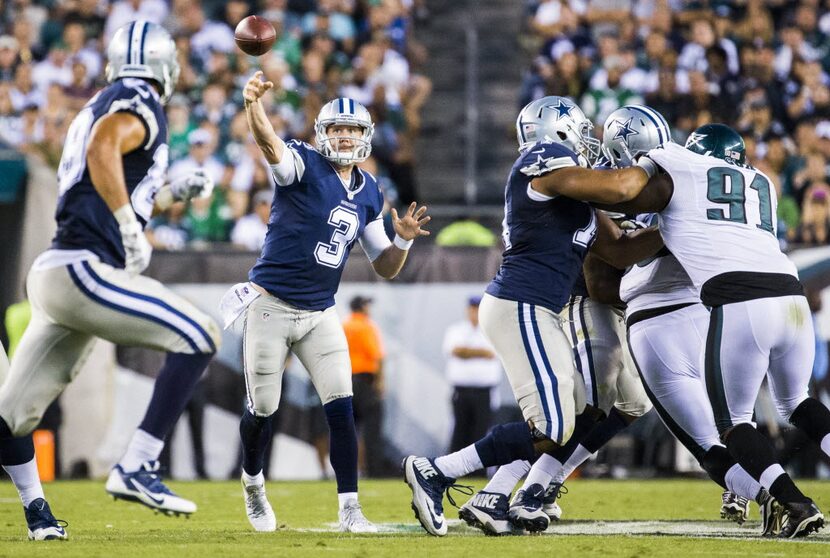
[1,0,830,484]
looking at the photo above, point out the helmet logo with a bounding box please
[686,132,707,149]
[612,117,639,142]
[542,99,574,120]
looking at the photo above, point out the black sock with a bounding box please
[138,352,212,439]
[726,423,808,505]
[239,408,273,476]
[548,411,600,462]
[789,398,830,447]
[582,407,630,454]
[324,397,358,494]
[0,417,34,466]
[700,445,734,489]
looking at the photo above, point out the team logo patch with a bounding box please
[261,312,271,321]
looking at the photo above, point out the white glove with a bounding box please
[170,169,214,202]
[114,205,152,275]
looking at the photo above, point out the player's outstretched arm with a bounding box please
[589,212,664,269]
[243,70,285,164]
[531,158,657,204]
[369,202,431,279]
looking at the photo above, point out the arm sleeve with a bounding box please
[359,216,392,262]
[269,145,306,186]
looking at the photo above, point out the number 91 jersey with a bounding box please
[249,140,384,311]
[52,78,168,268]
[648,143,797,297]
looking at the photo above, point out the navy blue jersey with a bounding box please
[52,78,169,267]
[569,159,613,300]
[487,140,598,313]
[250,141,384,311]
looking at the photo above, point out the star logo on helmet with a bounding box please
[612,117,639,142]
[544,100,574,120]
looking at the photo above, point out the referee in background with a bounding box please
[442,295,503,452]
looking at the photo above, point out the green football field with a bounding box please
[2,478,830,557]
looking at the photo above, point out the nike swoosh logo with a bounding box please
[131,479,165,506]
[423,497,443,531]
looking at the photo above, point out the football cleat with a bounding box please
[106,460,197,516]
[542,482,567,521]
[758,490,785,537]
[25,498,68,541]
[779,500,825,539]
[720,491,749,524]
[403,456,458,536]
[508,483,549,533]
[458,491,515,536]
[338,499,378,533]
[242,475,277,532]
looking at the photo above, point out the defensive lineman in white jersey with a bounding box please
[611,123,829,538]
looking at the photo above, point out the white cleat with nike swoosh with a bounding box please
[106,460,197,516]
[403,455,455,537]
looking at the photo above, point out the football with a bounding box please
[234,15,276,56]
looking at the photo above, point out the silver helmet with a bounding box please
[602,105,672,168]
[105,21,180,104]
[515,96,601,166]
[314,98,374,165]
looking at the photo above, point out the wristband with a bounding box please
[393,234,414,250]
[113,204,138,226]
[635,156,658,179]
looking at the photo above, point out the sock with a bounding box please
[239,408,274,476]
[241,469,264,487]
[139,352,212,439]
[3,458,44,507]
[520,453,561,491]
[324,397,358,494]
[552,444,593,484]
[434,443,484,479]
[119,429,165,473]
[789,398,830,455]
[547,411,598,463]
[473,421,535,467]
[726,423,807,505]
[582,407,629,453]
[724,463,763,501]
[483,460,531,496]
[338,492,358,510]
[700,445,734,490]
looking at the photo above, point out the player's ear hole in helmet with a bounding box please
[314,98,374,166]
[105,21,181,105]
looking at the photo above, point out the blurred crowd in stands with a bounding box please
[521,0,830,247]
[0,0,431,251]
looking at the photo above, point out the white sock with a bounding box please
[3,458,45,507]
[119,429,164,473]
[724,463,763,501]
[434,444,484,479]
[241,470,264,486]
[822,433,830,458]
[520,453,561,491]
[759,464,786,490]
[338,492,358,510]
[552,444,593,484]
[484,460,531,496]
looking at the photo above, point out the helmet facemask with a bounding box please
[314,99,374,166]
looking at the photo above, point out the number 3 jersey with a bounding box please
[52,78,168,268]
[486,140,597,313]
[647,142,800,306]
[249,140,384,311]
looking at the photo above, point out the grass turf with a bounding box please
[1,478,829,557]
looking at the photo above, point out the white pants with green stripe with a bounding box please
[0,257,221,436]
[705,295,813,432]
[479,293,586,444]
[627,303,721,457]
[562,296,651,417]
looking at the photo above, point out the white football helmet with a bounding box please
[602,105,672,168]
[516,96,601,166]
[106,21,180,104]
[314,98,374,166]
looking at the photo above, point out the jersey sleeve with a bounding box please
[270,139,309,187]
[106,81,163,151]
[518,141,581,177]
